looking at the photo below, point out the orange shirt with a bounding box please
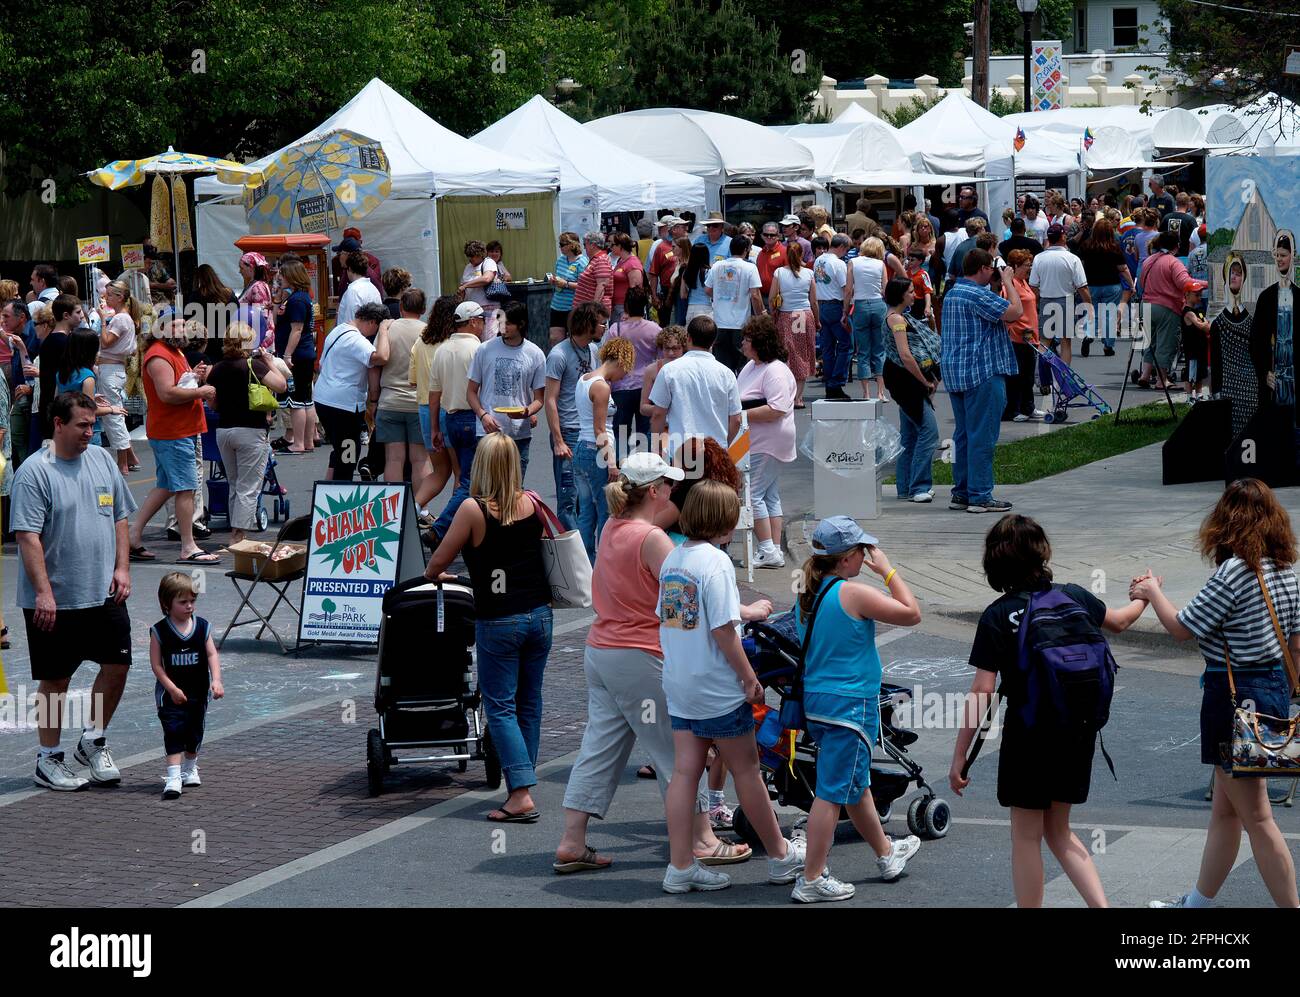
[587,518,664,656]
[142,341,206,440]
[757,243,788,295]
[1007,276,1039,345]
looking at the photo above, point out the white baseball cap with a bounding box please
[454,301,484,323]
[780,214,802,227]
[620,451,686,485]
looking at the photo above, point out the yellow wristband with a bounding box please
[884,568,897,586]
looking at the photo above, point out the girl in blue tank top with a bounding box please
[788,516,924,903]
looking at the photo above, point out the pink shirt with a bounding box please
[737,359,797,462]
[587,518,664,656]
[611,252,644,307]
[608,315,661,391]
[1138,251,1191,314]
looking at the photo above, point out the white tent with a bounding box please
[769,119,985,187]
[1232,94,1300,153]
[832,101,873,124]
[1002,106,1167,162]
[1084,126,1190,173]
[471,95,705,235]
[584,108,818,211]
[194,78,561,296]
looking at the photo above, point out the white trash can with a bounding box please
[811,398,881,520]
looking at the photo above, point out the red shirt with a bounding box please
[142,341,206,440]
[757,243,788,295]
[574,250,613,311]
[649,241,678,294]
[611,252,644,308]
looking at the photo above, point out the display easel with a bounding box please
[1113,310,1179,425]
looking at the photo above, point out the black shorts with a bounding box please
[549,308,570,332]
[25,599,132,681]
[155,682,209,755]
[289,357,315,408]
[996,720,1096,810]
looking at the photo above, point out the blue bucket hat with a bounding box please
[810,516,878,556]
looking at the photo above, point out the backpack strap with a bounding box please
[800,576,844,664]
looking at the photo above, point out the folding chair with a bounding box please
[218,514,311,655]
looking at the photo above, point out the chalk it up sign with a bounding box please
[77,236,110,265]
[495,208,528,230]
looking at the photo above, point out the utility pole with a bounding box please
[972,0,991,108]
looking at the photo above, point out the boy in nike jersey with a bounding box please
[150,572,224,800]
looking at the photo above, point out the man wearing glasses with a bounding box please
[756,223,788,305]
[956,187,989,228]
[940,250,1023,514]
[649,216,688,322]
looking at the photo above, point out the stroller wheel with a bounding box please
[731,806,764,851]
[921,797,952,839]
[876,801,893,823]
[483,728,503,790]
[257,505,269,532]
[458,742,469,774]
[906,796,926,836]
[1053,408,1068,424]
[366,729,385,797]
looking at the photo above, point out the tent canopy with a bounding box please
[831,101,873,124]
[472,95,705,229]
[1002,105,1166,162]
[1084,126,1190,172]
[195,78,560,200]
[897,92,1012,174]
[584,107,817,209]
[770,119,984,187]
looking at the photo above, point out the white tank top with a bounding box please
[576,374,615,444]
[850,257,885,301]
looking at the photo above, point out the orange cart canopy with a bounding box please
[234,234,332,253]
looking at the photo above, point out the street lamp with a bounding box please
[1017,0,1039,113]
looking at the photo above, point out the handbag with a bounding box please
[1225,569,1300,776]
[524,489,592,609]
[247,357,278,412]
[482,263,513,304]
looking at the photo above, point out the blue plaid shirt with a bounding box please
[940,278,1015,392]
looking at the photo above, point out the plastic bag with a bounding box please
[799,416,903,475]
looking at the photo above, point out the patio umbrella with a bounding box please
[243,129,391,235]
[87,147,270,300]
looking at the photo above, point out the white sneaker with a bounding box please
[1148,894,1189,908]
[1012,413,1030,423]
[752,548,785,569]
[1030,409,1046,420]
[877,835,921,881]
[663,861,731,893]
[34,752,90,792]
[74,734,121,785]
[708,802,734,831]
[910,489,934,503]
[768,836,807,884]
[791,872,856,903]
[181,765,202,788]
[162,774,183,800]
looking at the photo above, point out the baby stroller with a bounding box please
[201,409,291,531]
[732,612,951,848]
[366,576,499,796]
[1031,342,1112,424]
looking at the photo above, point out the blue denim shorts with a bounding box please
[150,436,198,492]
[670,700,755,739]
[417,406,450,452]
[805,691,879,804]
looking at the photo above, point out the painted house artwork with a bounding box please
[1205,156,1300,315]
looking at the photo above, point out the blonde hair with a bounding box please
[679,479,739,540]
[0,279,18,304]
[798,553,847,623]
[598,335,635,373]
[469,433,525,526]
[223,320,258,358]
[279,260,312,294]
[28,302,52,325]
[158,571,198,613]
[862,237,885,261]
[106,279,143,329]
[606,476,657,518]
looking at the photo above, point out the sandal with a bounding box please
[177,549,221,564]
[553,845,612,874]
[129,546,157,562]
[636,764,657,780]
[486,806,540,823]
[0,627,9,650]
[696,840,752,866]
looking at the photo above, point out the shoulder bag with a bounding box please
[482,263,513,305]
[1225,569,1300,776]
[524,489,592,609]
[247,357,278,412]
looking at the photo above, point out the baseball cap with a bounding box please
[1183,278,1208,294]
[661,215,687,227]
[810,516,878,556]
[620,451,685,485]
[335,236,361,253]
[1046,223,1066,240]
[453,301,484,323]
[780,214,801,227]
[343,227,362,241]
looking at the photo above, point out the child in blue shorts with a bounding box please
[150,572,224,800]
[792,516,924,902]
[658,479,806,894]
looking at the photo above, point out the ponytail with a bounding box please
[605,474,656,518]
[798,553,842,623]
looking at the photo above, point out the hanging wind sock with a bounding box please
[1013,127,1027,153]
[150,175,172,251]
[1083,127,1096,151]
[171,175,194,251]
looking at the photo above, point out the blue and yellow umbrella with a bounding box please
[86,147,271,192]
[244,129,391,236]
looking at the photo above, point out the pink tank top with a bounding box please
[587,517,664,656]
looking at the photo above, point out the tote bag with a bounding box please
[525,490,592,609]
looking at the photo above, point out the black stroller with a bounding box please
[732,612,951,847]
[366,577,500,795]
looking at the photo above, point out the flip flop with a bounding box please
[177,550,221,564]
[129,546,157,562]
[553,845,612,874]
[636,764,656,780]
[486,806,540,824]
[696,840,752,866]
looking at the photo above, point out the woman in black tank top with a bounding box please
[423,433,553,822]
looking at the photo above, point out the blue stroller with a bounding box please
[201,408,291,532]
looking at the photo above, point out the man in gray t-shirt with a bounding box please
[544,305,603,530]
[12,393,137,791]
[467,305,548,477]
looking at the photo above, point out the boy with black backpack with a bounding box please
[949,514,1150,907]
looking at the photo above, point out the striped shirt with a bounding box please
[938,278,1015,392]
[550,254,588,313]
[1176,557,1300,671]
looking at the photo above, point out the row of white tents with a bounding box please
[195,78,1294,296]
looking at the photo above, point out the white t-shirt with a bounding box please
[462,259,499,310]
[705,257,762,330]
[1024,213,1049,244]
[647,349,742,448]
[813,251,847,299]
[467,335,547,439]
[313,324,376,412]
[849,256,885,301]
[658,540,745,720]
[774,266,813,312]
[1029,246,1088,298]
[336,277,382,325]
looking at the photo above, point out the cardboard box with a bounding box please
[227,540,307,580]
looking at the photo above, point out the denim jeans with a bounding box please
[475,605,553,792]
[895,401,939,498]
[1090,284,1123,349]
[611,387,649,460]
[432,410,480,537]
[551,425,580,532]
[575,440,610,565]
[516,436,531,479]
[818,300,851,389]
[851,298,887,380]
[950,376,1006,505]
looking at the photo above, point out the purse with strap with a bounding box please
[247,357,278,412]
[1255,567,1300,698]
[524,489,592,609]
[482,263,513,304]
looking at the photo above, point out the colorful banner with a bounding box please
[76,236,110,265]
[299,482,425,645]
[121,243,145,269]
[1031,40,1064,113]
